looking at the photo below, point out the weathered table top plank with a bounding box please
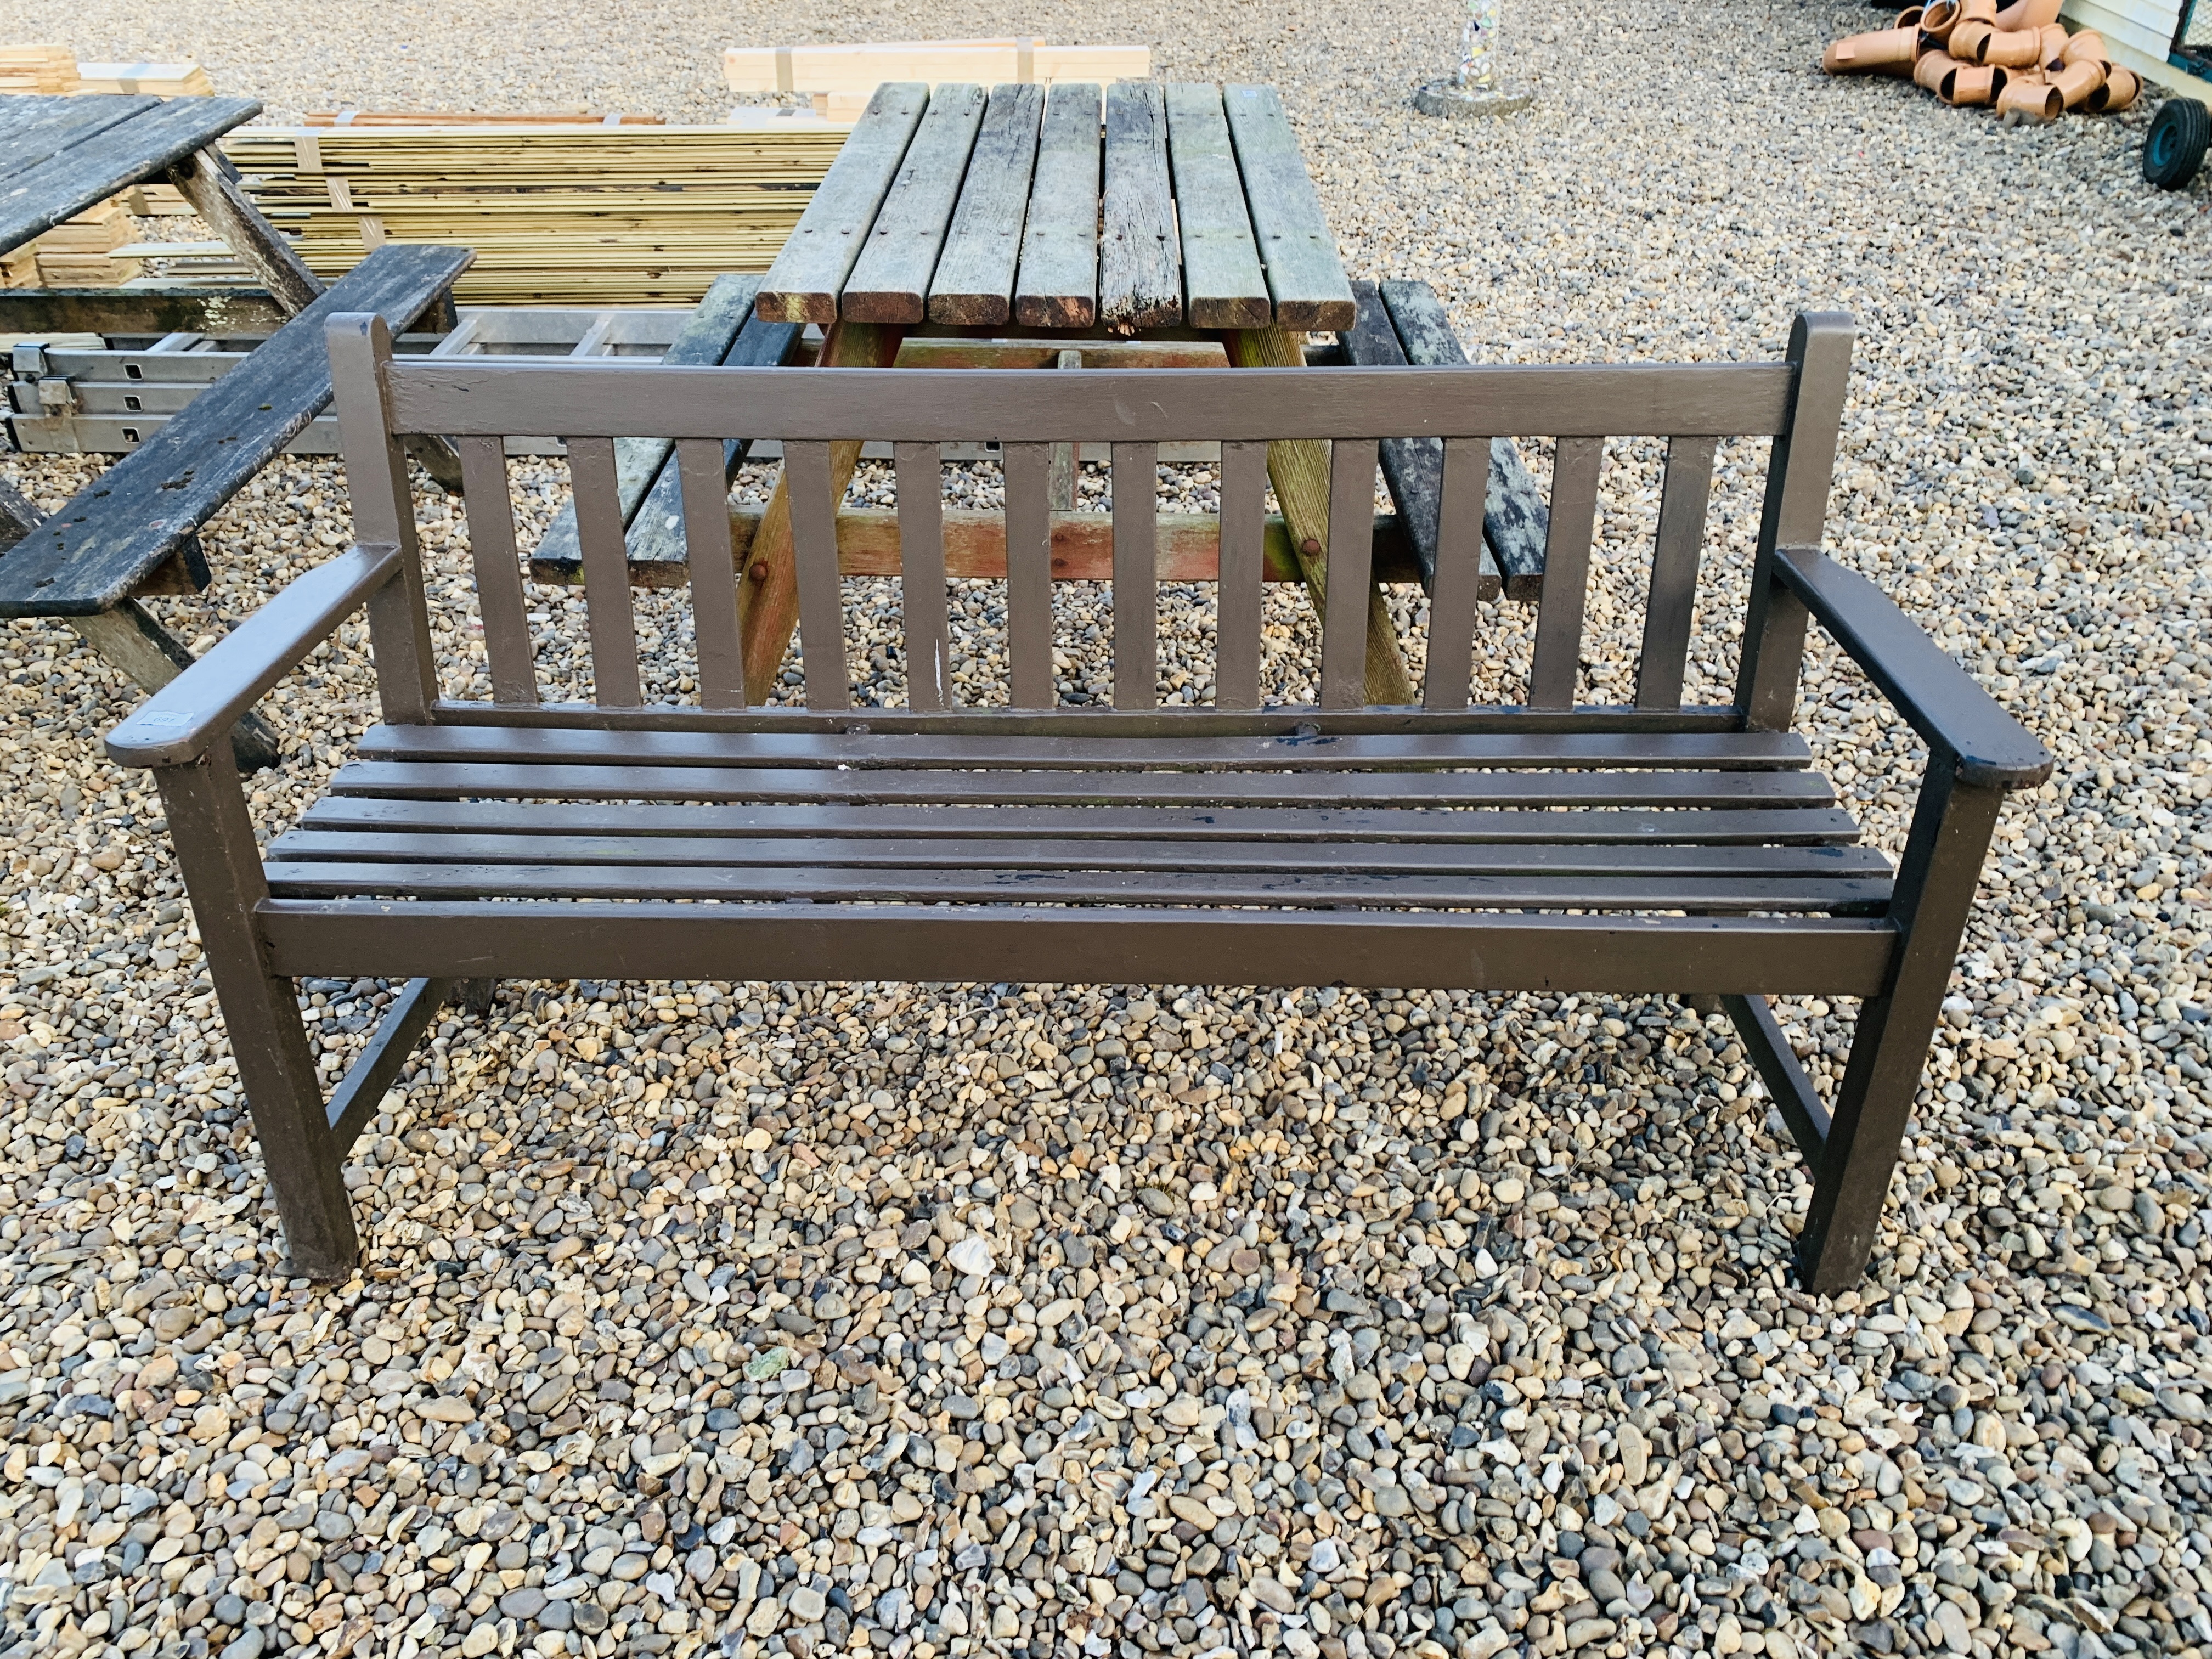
[1222,84,1356,331]
[1099,82,1181,335]
[1013,82,1102,329]
[0,245,472,617]
[754,83,929,325]
[1163,83,1269,331]
[927,83,1045,326]
[840,83,988,324]
[0,94,265,255]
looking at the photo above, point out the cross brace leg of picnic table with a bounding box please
[1230,327,1415,706]
[738,320,905,706]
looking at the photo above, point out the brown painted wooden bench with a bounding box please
[104,307,2051,1293]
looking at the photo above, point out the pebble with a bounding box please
[1,5,2210,1659]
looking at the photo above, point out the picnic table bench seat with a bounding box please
[106,307,2051,1295]
[2,244,470,768]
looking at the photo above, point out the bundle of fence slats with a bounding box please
[224,124,844,306]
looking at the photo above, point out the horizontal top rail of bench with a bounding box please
[378,356,1796,441]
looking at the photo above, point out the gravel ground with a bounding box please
[3,5,2212,1659]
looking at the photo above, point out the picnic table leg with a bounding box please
[168,148,467,494]
[167,147,325,314]
[1228,328,1415,706]
[737,320,904,706]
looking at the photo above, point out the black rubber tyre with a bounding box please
[2144,98,2210,191]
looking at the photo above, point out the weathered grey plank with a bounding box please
[1221,84,1355,330]
[755,83,930,325]
[840,84,989,324]
[1163,84,1269,330]
[1338,281,1500,602]
[533,274,763,573]
[1379,279,1549,599]
[0,245,472,617]
[0,97,261,251]
[0,95,160,187]
[927,84,1044,326]
[1014,83,1102,329]
[1099,82,1180,335]
[614,308,805,573]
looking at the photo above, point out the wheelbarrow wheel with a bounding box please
[2144,98,2209,190]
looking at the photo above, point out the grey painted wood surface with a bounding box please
[927,84,1045,326]
[840,84,988,324]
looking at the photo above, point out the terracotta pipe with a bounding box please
[1896,5,1925,24]
[1824,26,1922,71]
[1991,0,2061,28]
[1915,48,1963,91]
[2090,65,2139,110]
[1948,19,1996,60]
[2051,56,2105,106]
[1918,0,1961,42]
[2059,30,2108,66]
[1978,26,2046,65]
[1944,62,2007,104]
[2036,22,2069,66]
[1960,0,1999,23]
[1996,76,2062,119]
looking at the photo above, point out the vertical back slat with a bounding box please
[678,437,744,709]
[327,314,436,723]
[1319,438,1378,710]
[1111,441,1159,708]
[455,435,537,706]
[1527,436,1604,711]
[1002,441,1054,708]
[1638,433,1719,710]
[895,441,953,710]
[783,440,851,710]
[1423,435,1489,711]
[566,435,643,708]
[1213,439,1268,710]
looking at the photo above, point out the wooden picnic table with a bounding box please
[731,81,1543,709]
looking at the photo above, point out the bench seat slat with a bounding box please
[271,829,1892,878]
[356,723,1814,772]
[327,760,1837,810]
[298,797,1868,847]
[257,900,1901,998]
[263,860,1891,913]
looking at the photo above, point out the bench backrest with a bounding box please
[326,308,1852,727]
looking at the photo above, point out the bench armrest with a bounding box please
[1775,546,2053,791]
[105,543,400,768]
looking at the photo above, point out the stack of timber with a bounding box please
[225,124,845,306]
[726,38,1148,121]
[0,47,214,96]
[1,200,141,289]
[303,109,663,126]
[76,61,216,95]
[0,44,80,94]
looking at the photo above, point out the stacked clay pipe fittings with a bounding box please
[1825,2,2140,123]
[1824,27,1921,72]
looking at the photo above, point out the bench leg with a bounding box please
[1797,758,2006,1293]
[66,602,283,774]
[155,744,359,1280]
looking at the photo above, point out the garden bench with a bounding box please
[105,307,2051,1293]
